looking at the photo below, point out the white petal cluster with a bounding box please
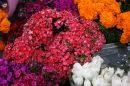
[71,55,130,86]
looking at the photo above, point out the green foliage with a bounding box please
[98,21,127,48]
[120,1,130,12]
[98,22,123,45]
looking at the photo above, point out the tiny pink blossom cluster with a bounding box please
[3,9,105,83]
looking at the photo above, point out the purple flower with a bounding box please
[0,58,29,85]
[53,0,79,16]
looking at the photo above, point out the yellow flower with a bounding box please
[100,11,116,28]
[0,39,5,52]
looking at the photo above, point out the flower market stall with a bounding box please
[0,0,130,86]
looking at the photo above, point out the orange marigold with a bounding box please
[116,11,130,44]
[92,0,116,4]
[103,1,121,15]
[74,0,81,4]
[0,10,8,22]
[116,11,130,30]
[92,3,104,14]
[78,2,98,20]
[0,18,11,33]
[100,11,117,28]
[120,32,129,44]
[0,39,5,52]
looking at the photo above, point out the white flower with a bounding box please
[122,76,130,86]
[72,74,83,86]
[92,76,101,86]
[102,67,114,82]
[108,67,115,76]
[91,55,104,68]
[72,63,82,70]
[104,73,112,83]
[101,67,108,75]
[91,68,100,75]
[84,79,91,86]
[72,63,83,77]
[82,62,92,69]
[82,69,98,80]
[115,68,124,77]
[72,69,83,77]
[112,75,122,86]
[92,75,110,86]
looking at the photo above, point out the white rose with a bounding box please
[84,79,91,86]
[72,62,82,70]
[122,76,130,86]
[72,63,83,77]
[101,67,108,75]
[115,68,124,77]
[82,69,97,80]
[104,73,112,83]
[92,76,101,86]
[91,55,104,67]
[72,70,83,77]
[112,75,122,86]
[72,74,83,86]
[93,75,110,86]
[108,67,115,76]
[91,67,100,75]
[103,67,115,82]
[100,78,110,86]
[82,62,92,69]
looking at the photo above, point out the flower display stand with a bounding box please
[94,43,119,57]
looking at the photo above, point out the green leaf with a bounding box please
[42,56,46,58]
[86,28,92,34]
[30,65,39,73]
[65,40,70,46]
[78,54,86,60]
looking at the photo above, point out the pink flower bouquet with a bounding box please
[3,9,105,85]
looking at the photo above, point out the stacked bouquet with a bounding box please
[70,55,130,86]
[3,8,105,85]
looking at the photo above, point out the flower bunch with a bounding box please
[0,9,10,33]
[0,57,59,86]
[5,19,26,43]
[74,0,121,28]
[18,0,50,19]
[70,55,130,86]
[0,58,29,86]
[12,65,59,86]
[116,11,130,43]
[52,0,79,16]
[3,9,105,83]
[0,9,10,52]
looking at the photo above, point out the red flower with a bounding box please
[4,9,106,84]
